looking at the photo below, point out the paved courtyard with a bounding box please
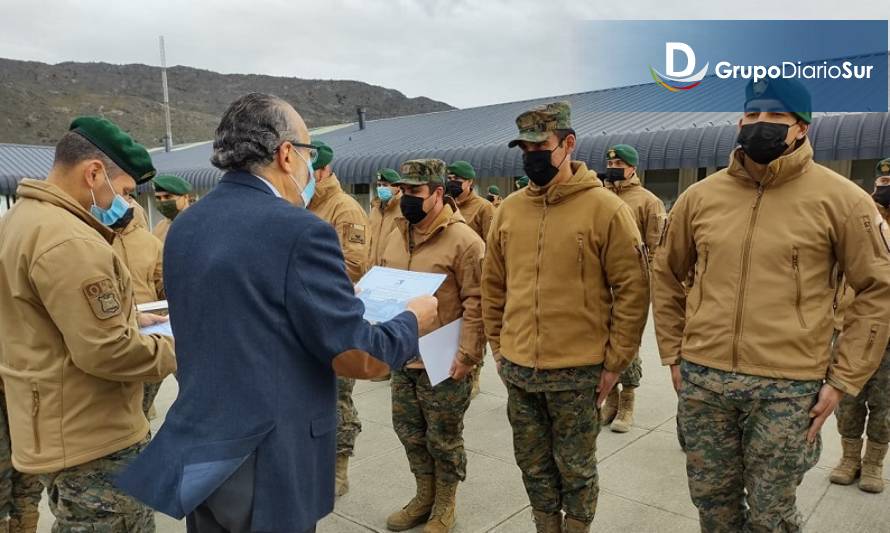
[36,317,890,532]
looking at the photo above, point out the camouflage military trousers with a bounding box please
[337,377,362,457]
[391,369,472,483]
[503,379,601,524]
[678,362,821,533]
[619,352,642,388]
[38,437,154,533]
[0,389,42,531]
[142,381,162,417]
[836,345,890,443]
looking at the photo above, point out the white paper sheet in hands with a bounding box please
[140,321,173,337]
[419,319,462,387]
[356,266,446,323]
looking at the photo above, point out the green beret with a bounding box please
[376,168,401,184]
[745,78,812,124]
[152,174,192,195]
[397,159,446,186]
[488,185,501,195]
[508,101,573,148]
[446,161,476,180]
[515,176,529,188]
[876,158,890,177]
[312,140,334,169]
[606,144,639,167]
[69,116,156,183]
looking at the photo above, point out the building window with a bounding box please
[643,169,680,211]
[851,159,879,191]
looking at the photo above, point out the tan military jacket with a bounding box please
[113,203,164,304]
[653,139,890,396]
[456,191,495,242]
[482,162,650,372]
[379,201,486,366]
[309,174,369,283]
[368,194,402,267]
[0,179,176,473]
[605,174,667,257]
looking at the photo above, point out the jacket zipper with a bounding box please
[31,383,40,454]
[693,245,708,315]
[863,216,883,257]
[577,235,587,308]
[865,325,878,353]
[731,185,764,372]
[791,247,807,328]
[534,197,548,368]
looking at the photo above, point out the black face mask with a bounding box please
[109,207,135,231]
[486,195,496,202]
[523,146,567,187]
[605,168,626,182]
[400,194,428,225]
[737,122,791,165]
[873,185,890,208]
[445,180,464,198]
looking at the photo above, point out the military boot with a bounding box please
[532,510,562,533]
[335,454,350,497]
[610,387,636,433]
[9,511,38,533]
[423,480,458,533]
[600,388,619,424]
[859,440,888,493]
[386,475,435,531]
[563,516,591,533]
[829,437,862,485]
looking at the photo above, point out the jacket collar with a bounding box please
[16,179,116,244]
[219,171,279,196]
[605,174,642,194]
[395,198,464,248]
[727,137,814,189]
[524,161,602,205]
[310,173,343,209]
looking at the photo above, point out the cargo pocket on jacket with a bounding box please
[30,383,41,454]
[862,215,888,258]
[691,245,709,317]
[577,234,588,308]
[791,247,807,329]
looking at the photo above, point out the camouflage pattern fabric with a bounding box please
[508,101,573,147]
[391,368,472,483]
[0,388,42,532]
[142,381,162,417]
[619,353,642,388]
[336,377,362,456]
[499,359,602,525]
[678,361,821,532]
[836,345,890,443]
[38,437,154,532]
[396,159,447,187]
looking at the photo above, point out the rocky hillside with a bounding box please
[0,58,453,147]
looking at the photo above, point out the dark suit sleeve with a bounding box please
[285,219,420,377]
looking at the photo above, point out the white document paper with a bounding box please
[356,266,446,323]
[140,321,173,337]
[136,300,168,313]
[419,319,462,387]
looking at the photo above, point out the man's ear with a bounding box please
[796,122,809,140]
[82,160,104,189]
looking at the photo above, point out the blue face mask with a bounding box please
[289,148,316,207]
[90,171,130,226]
[377,186,393,202]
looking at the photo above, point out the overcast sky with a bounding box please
[3,0,890,109]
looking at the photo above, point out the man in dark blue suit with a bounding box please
[116,93,439,533]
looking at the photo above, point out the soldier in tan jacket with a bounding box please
[368,168,403,267]
[601,144,667,433]
[0,117,176,531]
[653,79,890,531]
[830,158,890,493]
[379,159,485,533]
[151,174,192,242]
[111,200,167,419]
[482,102,650,533]
[308,140,370,497]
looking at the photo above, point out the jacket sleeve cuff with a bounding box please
[661,356,681,366]
[457,351,480,366]
[826,374,858,397]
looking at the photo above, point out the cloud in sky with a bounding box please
[2,0,889,109]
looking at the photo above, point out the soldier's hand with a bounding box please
[406,295,439,333]
[670,364,682,395]
[138,312,169,328]
[807,383,844,443]
[596,370,621,408]
[449,357,474,381]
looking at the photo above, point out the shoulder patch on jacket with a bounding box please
[82,277,122,320]
[347,223,366,244]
